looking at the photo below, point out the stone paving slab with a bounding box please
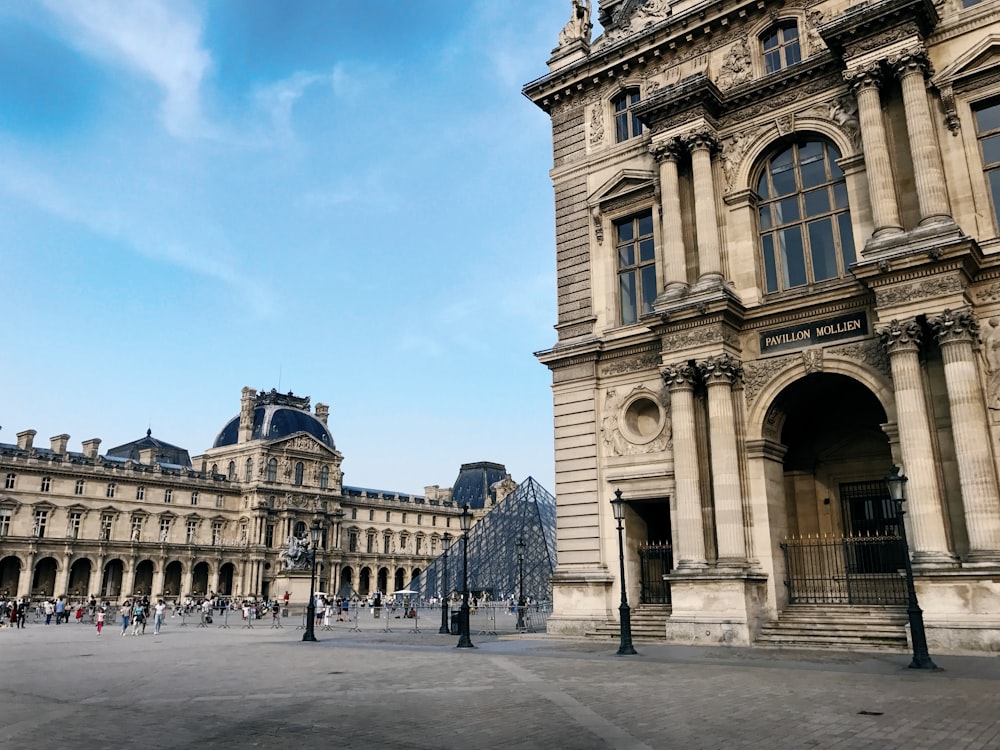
[1,620,998,749]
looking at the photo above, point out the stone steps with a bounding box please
[585,605,671,641]
[755,605,908,651]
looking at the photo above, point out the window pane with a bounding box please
[764,50,780,74]
[838,213,856,269]
[833,182,849,209]
[632,115,643,137]
[762,31,778,50]
[615,113,629,142]
[779,227,807,288]
[759,205,772,230]
[617,221,634,243]
[782,24,799,41]
[982,134,1000,166]
[771,151,796,195]
[775,197,800,224]
[988,169,1000,224]
[620,273,637,325]
[808,218,838,281]
[800,159,826,189]
[637,213,653,236]
[756,172,769,199]
[619,244,635,268]
[640,265,657,315]
[639,238,655,262]
[762,235,778,292]
[804,188,830,216]
[785,41,801,66]
[976,102,1000,133]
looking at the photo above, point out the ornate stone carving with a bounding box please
[762,404,782,439]
[805,9,826,54]
[589,105,605,147]
[981,317,1000,410]
[557,0,593,48]
[717,37,753,89]
[661,325,739,352]
[600,387,671,456]
[874,275,965,307]
[878,319,923,355]
[743,356,793,406]
[939,84,960,136]
[602,351,661,376]
[888,47,932,81]
[844,64,883,94]
[929,308,980,345]
[682,130,719,153]
[801,348,824,373]
[698,353,744,386]
[650,138,682,163]
[974,282,1000,303]
[801,96,861,152]
[661,362,699,390]
[846,23,922,57]
[591,205,604,244]
[775,114,794,136]
[830,339,891,377]
[720,130,758,193]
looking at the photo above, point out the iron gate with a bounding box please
[781,534,907,605]
[638,543,672,605]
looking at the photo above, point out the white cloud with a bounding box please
[253,71,326,144]
[41,0,213,138]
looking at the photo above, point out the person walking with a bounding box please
[154,600,165,635]
[16,599,26,629]
[96,606,105,635]
[44,599,54,625]
[131,601,144,635]
[120,600,131,635]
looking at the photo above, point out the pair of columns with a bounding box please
[662,354,747,570]
[880,310,1000,565]
[844,47,952,238]
[650,132,724,295]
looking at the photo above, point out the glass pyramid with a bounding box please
[406,476,557,602]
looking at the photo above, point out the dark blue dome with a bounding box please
[213,406,334,448]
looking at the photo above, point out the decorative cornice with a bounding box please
[929,308,980,346]
[661,362,699,391]
[698,353,744,386]
[878,318,923,354]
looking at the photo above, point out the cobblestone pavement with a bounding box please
[2,618,998,750]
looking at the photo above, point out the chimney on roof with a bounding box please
[239,387,256,444]
[315,403,329,425]
[50,434,70,455]
[16,430,36,451]
[82,439,101,460]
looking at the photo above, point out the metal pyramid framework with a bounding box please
[406,476,557,602]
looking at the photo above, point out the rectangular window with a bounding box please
[67,511,82,539]
[615,211,656,325]
[100,515,113,541]
[5,474,15,489]
[416,536,423,555]
[351,508,357,520]
[164,489,173,504]
[159,518,171,542]
[212,522,224,546]
[369,509,375,521]
[432,515,437,527]
[136,486,145,501]
[41,476,51,492]
[447,517,452,528]
[0,508,10,537]
[367,533,376,553]
[190,492,199,506]
[384,534,391,554]
[431,537,437,554]
[75,479,85,496]
[130,516,143,541]
[386,511,391,522]
[265,524,275,548]
[106,482,116,499]
[401,512,407,524]
[976,101,1000,228]
[32,509,48,537]
[349,531,359,552]
[215,494,223,508]
[417,514,422,526]
[186,520,197,544]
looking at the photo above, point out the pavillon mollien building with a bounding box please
[524,0,1000,652]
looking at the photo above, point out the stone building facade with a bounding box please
[0,387,465,603]
[525,0,1000,652]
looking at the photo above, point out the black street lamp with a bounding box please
[886,466,938,670]
[439,532,452,634]
[610,489,637,656]
[302,520,324,643]
[516,536,526,631]
[456,504,474,648]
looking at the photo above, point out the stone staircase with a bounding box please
[586,604,671,641]
[755,604,909,651]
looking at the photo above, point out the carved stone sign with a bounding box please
[760,311,868,354]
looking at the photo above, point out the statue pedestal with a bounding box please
[272,571,316,607]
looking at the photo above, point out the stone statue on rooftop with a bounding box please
[558,0,592,47]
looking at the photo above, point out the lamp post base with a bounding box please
[439,604,450,635]
[456,604,475,648]
[617,602,638,656]
[906,605,939,670]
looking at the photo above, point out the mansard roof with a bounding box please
[106,429,193,469]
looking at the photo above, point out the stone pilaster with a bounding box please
[651,139,688,297]
[662,363,706,569]
[879,319,955,565]
[929,309,1000,565]
[683,131,724,284]
[698,354,747,567]
[845,66,903,238]
[888,48,952,226]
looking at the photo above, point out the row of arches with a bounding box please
[337,565,423,597]
[0,555,236,599]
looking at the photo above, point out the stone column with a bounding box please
[662,363,707,569]
[929,310,1000,564]
[844,65,903,237]
[651,139,688,297]
[683,131,724,284]
[889,49,952,225]
[182,559,195,597]
[19,552,35,597]
[698,354,747,566]
[90,554,104,599]
[55,551,72,597]
[879,319,954,564]
[156,556,167,597]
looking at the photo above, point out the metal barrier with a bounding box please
[782,534,908,605]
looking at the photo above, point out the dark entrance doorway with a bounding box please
[0,556,21,596]
[629,498,672,605]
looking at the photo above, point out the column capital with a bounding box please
[698,353,743,386]
[878,318,923,354]
[650,138,682,163]
[929,308,980,346]
[843,64,883,94]
[887,47,932,81]
[682,129,719,154]
[662,363,699,390]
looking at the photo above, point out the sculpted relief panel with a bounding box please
[601,386,671,457]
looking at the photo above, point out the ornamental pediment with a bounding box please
[588,169,657,212]
[269,433,337,456]
[933,36,1000,91]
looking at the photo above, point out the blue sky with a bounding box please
[0,1,580,494]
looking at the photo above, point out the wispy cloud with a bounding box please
[41,0,213,138]
[253,71,326,144]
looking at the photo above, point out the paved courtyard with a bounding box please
[2,617,998,749]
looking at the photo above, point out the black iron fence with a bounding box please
[638,543,672,605]
[781,533,907,605]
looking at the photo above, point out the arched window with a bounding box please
[294,462,304,486]
[227,461,235,480]
[761,21,801,74]
[612,88,642,143]
[244,458,253,482]
[756,139,855,293]
[266,458,277,483]
[293,520,306,538]
[211,463,218,476]
[319,465,330,489]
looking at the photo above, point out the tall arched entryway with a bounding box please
[218,563,235,596]
[359,567,371,595]
[102,559,124,598]
[377,567,389,594]
[164,561,183,598]
[762,372,902,607]
[68,558,93,597]
[192,562,210,595]
[0,556,21,596]
[339,566,354,597]
[32,557,58,597]
[394,568,405,591]
[133,560,154,596]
